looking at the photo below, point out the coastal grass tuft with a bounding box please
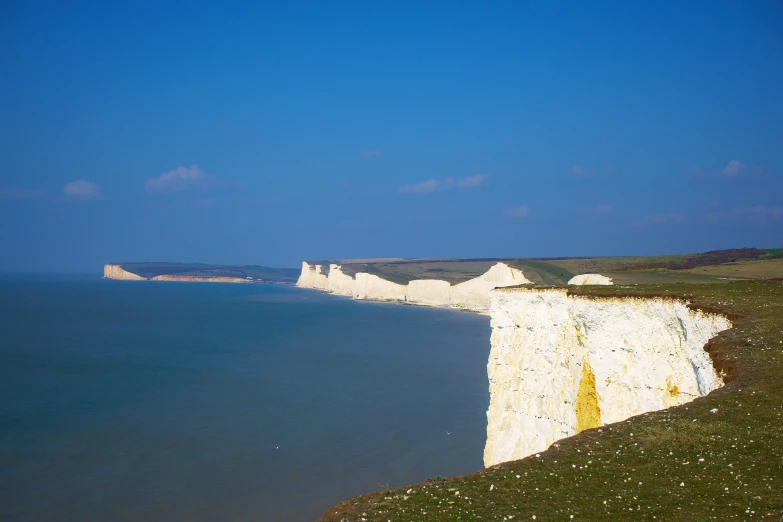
[319,281,783,521]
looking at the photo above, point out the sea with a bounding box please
[0,274,491,521]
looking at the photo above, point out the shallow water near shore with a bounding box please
[0,274,490,521]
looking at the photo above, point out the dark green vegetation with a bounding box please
[320,281,783,521]
[508,260,575,285]
[336,259,510,285]
[320,248,783,285]
[117,262,300,282]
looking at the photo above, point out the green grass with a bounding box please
[312,248,783,287]
[509,260,575,285]
[319,281,783,521]
[118,262,300,282]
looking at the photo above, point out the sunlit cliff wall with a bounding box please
[483,287,731,467]
[568,273,614,285]
[103,264,146,281]
[296,261,531,313]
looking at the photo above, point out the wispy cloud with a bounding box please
[399,179,442,194]
[722,160,747,178]
[708,204,783,224]
[571,165,592,177]
[733,205,782,218]
[145,164,215,193]
[398,175,488,194]
[692,160,755,180]
[591,204,614,215]
[636,211,684,225]
[239,196,279,207]
[361,149,382,159]
[456,174,488,188]
[63,180,102,199]
[503,205,530,218]
[0,188,47,199]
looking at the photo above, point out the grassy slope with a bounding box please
[314,249,783,286]
[320,281,783,521]
[118,262,300,282]
[508,260,575,285]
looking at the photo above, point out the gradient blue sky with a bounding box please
[1,1,781,272]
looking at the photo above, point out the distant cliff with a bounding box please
[296,261,531,313]
[150,275,248,283]
[103,264,146,280]
[568,273,613,285]
[103,263,299,283]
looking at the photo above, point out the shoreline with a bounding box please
[318,281,782,521]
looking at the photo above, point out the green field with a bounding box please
[321,248,783,286]
[320,281,783,521]
[116,262,300,282]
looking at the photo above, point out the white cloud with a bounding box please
[734,205,782,217]
[398,175,488,194]
[63,180,102,199]
[722,160,747,178]
[361,149,382,159]
[571,165,592,177]
[399,179,443,194]
[592,204,614,214]
[732,205,782,222]
[144,164,214,193]
[642,211,684,224]
[456,174,488,188]
[706,204,781,224]
[503,205,530,218]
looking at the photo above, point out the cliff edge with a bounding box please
[484,287,731,467]
[103,264,146,280]
[296,261,531,313]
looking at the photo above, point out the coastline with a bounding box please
[318,281,782,521]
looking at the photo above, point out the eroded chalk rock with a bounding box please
[568,273,614,285]
[483,287,731,467]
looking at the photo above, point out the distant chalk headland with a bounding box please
[103,263,301,283]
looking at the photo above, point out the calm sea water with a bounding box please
[0,274,490,521]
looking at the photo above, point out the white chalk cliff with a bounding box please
[484,287,731,467]
[296,261,531,313]
[568,273,614,285]
[103,264,146,280]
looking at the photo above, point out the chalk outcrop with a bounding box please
[483,287,731,467]
[296,261,531,313]
[103,264,146,281]
[568,273,614,285]
[296,262,330,290]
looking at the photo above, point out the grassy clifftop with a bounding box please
[320,281,783,521]
[115,262,300,282]
[316,248,783,286]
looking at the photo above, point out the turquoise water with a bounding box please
[0,275,490,521]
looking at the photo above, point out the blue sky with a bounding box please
[1,1,781,272]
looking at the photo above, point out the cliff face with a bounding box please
[296,261,531,313]
[296,262,329,289]
[150,275,248,283]
[484,287,731,467]
[103,264,146,280]
[568,273,614,285]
